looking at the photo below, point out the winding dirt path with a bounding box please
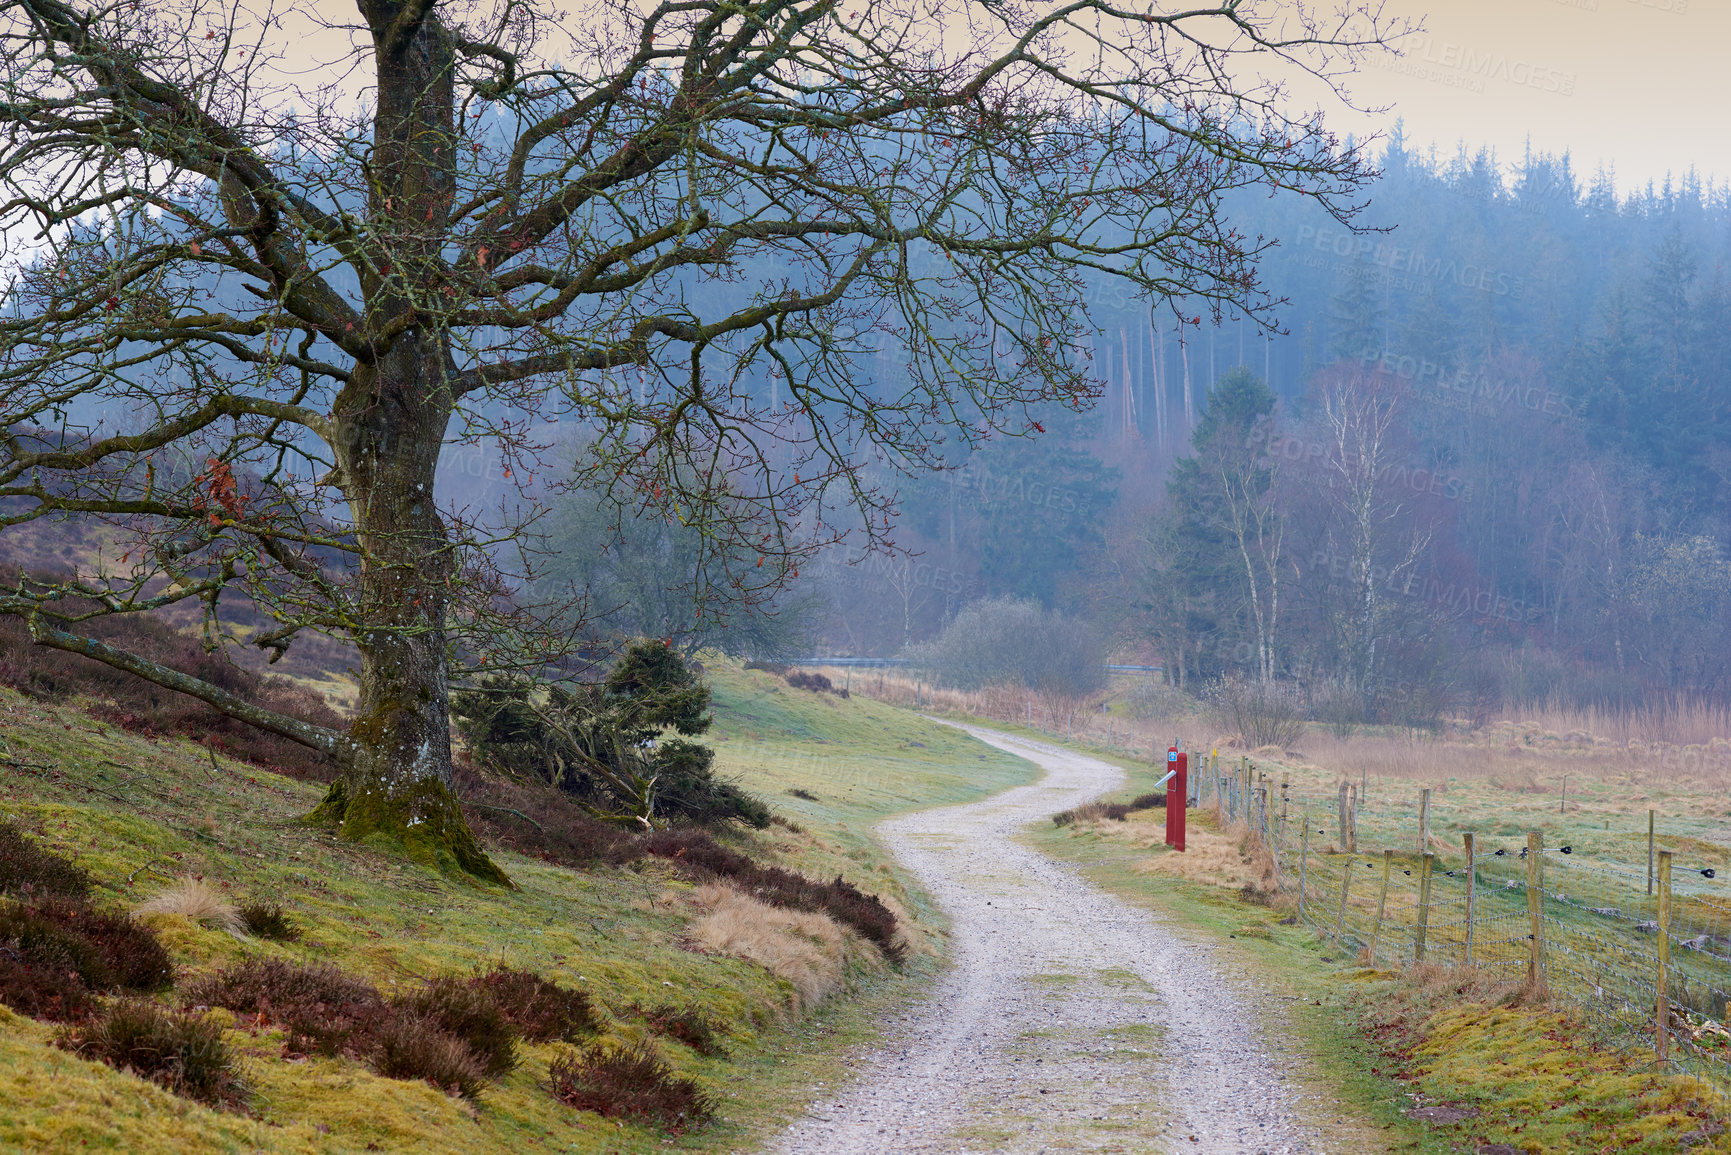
[764,723,1329,1154]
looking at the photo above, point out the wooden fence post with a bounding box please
[1280,782,1290,845]
[1338,781,1350,847]
[1419,788,1432,854]
[1298,817,1310,921]
[1648,810,1656,898]
[1370,850,1393,965]
[1657,850,1673,1061]
[1463,832,1477,967]
[1526,830,1546,996]
[1336,851,1354,943]
[1348,785,1359,853]
[1415,853,1434,963]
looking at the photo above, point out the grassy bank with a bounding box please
[0,660,1034,1154]
[1028,755,1731,1154]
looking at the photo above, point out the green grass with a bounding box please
[0,658,1037,1154]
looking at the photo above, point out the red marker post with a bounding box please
[1164,746,1179,847]
[1172,752,1187,852]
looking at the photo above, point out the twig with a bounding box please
[128,859,169,884]
[205,743,222,780]
[468,802,546,833]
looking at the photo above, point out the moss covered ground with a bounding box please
[0,660,1035,1153]
[1027,749,1731,1154]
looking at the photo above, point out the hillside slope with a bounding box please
[0,660,1034,1153]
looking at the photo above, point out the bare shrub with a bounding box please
[371,1014,488,1099]
[134,878,246,937]
[630,1002,729,1057]
[468,965,598,1043]
[58,1000,248,1108]
[548,1041,714,1129]
[914,596,1105,696]
[1209,678,1305,750]
[393,975,518,1077]
[183,957,384,1056]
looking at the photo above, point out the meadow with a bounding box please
[0,659,1034,1154]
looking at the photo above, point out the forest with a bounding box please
[559,136,1731,722]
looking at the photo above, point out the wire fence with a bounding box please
[1191,753,1731,1104]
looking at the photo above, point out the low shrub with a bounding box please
[237,903,300,942]
[456,768,903,963]
[1128,793,1166,811]
[468,966,598,1043]
[1052,801,1132,826]
[183,958,384,1056]
[631,1002,729,1057]
[786,788,819,801]
[0,897,172,1019]
[370,1013,488,1100]
[394,975,518,1077]
[0,819,91,900]
[548,1041,714,1130]
[0,954,95,1021]
[36,898,174,992]
[784,671,832,693]
[631,828,903,963]
[58,1000,248,1109]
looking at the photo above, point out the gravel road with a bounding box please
[764,723,1329,1154]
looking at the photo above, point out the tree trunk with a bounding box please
[307,7,507,885]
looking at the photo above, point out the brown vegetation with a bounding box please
[548,1041,714,1130]
[57,999,249,1109]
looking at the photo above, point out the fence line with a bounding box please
[1208,759,1731,1104]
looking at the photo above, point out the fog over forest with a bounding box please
[560,139,1731,723]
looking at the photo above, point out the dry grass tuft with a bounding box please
[688,882,873,1009]
[134,877,246,938]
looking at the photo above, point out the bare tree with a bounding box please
[0,0,1395,877]
[1309,366,1430,707]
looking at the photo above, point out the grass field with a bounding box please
[0,659,1035,1154]
[1025,745,1731,1154]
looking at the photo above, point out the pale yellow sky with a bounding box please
[1332,0,1725,190]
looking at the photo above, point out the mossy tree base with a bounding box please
[308,774,512,887]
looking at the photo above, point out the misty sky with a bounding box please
[1334,0,1725,189]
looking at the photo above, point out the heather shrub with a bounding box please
[0,954,95,1021]
[0,897,172,1019]
[59,1000,248,1108]
[183,958,383,1056]
[394,975,518,1077]
[0,819,91,900]
[631,1002,729,1057]
[468,966,597,1043]
[548,1041,714,1129]
[237,903,300,942]
[370,1014,488,1100]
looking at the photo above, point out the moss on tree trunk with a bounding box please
[308,775,510,887]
